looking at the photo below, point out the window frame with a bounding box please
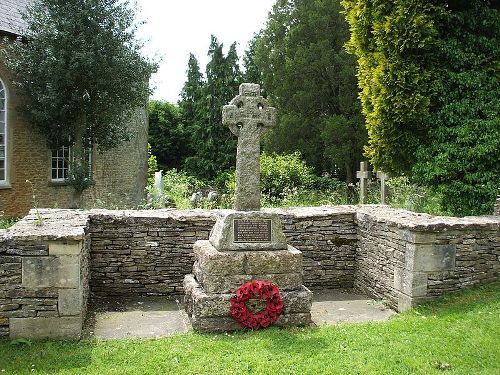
[50,144,93,183]
[0,77,8,187]
[51,145,71,182]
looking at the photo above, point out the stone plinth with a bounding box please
[185,206,313,331]
[193,240,304,293]
[184,274,312,332]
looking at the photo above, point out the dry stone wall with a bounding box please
[356,207,500,310]
[88,207,358,297]
[89,210,215,296]
[277,207,357,290]
[0,206,498,339]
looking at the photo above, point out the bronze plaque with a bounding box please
[233,219,272,243]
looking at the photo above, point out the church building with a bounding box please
[0,0,149,217]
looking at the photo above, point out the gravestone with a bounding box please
[377,171,388,204]
[148,170,166,208]
[356,161,371,204]
[190,191,202,208]
[184,84,312,331]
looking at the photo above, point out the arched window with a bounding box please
[0,78,6,185]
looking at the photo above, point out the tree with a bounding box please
[341,0,440,174]
[342,0,499,215]
[242,33,263,87]
[252,0,366,179]
[148,101,190,170]
[412,1,500,215]
[182,35,241,180]
[179,53,204,130]
[4,0,156,190]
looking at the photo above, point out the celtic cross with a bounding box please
[222,83,276,211]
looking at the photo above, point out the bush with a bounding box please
[162,169,205,209]
[260,152,315,203]
[386,176,446,215]
[221,153,354,208]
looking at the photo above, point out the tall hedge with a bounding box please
[342,0,440,174]
[412,1,500,216]
[342,0,499,215]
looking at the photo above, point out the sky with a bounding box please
[136,0,276,103]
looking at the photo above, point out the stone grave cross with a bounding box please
[222,83,276,211]
[377,171,388,204]
[356,161,371,204]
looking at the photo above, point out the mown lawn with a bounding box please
[1,283,499,375]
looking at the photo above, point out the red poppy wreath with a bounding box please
[230,280,283,329]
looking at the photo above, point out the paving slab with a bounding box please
[85,296,190,340]
[86,290,395,340]
[311,289,395,325]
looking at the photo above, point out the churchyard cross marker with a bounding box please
[222,83,276,211]
[377,171,388,204]
[356,161,371,204]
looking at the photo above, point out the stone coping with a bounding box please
[3,209,90,241]
[2,206,499,241]
[357,206,500,231]
[88,208,216,221]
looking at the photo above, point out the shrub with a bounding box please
[162,169,205,209]
[260,152,315,203]
[386,176,446,215]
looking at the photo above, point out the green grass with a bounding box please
[1,283,499,374]
[0,216,17,229]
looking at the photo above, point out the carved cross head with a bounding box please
[222,83,276,137]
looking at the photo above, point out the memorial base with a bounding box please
[184,209,313,332]
[184,274,312,332]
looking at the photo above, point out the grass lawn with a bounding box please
[1,283,499,375]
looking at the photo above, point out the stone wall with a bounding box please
[1,206,499,339]
[89,210,215,296]
[88,207,358,297]
[0,209,89,338]
[355,207,500,310]
[277,207,357,290]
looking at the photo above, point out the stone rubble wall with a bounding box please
[88,207,358,297]
[89,210,215,296]
[1,206,498,339]
[277,207,357,290]
[0,209,90,338]
[355,207,500,311]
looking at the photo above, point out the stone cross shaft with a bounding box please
[222,83,276,211]
[356,161,371,204]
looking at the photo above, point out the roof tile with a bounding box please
[0,0,32,36]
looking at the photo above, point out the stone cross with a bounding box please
[356,161,371,204]
[222,83,276,211]
[377,171,388,204]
